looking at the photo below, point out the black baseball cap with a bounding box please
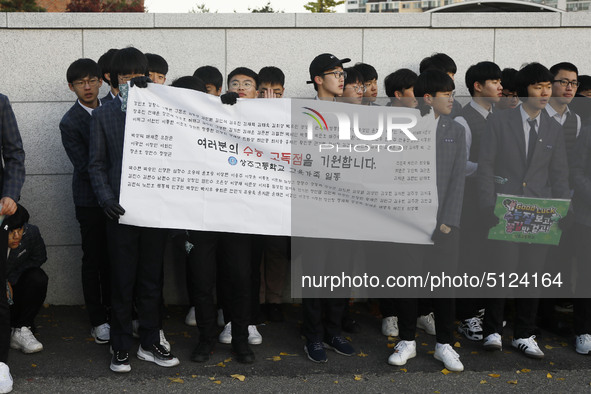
[307,53,351,84]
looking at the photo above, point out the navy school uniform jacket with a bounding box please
[477,105,570,210]
[435,115,467,228]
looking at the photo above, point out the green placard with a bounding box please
[487,194,571,245]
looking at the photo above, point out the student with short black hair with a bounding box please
[478,62,570,359]
[97,48,119,101]
[5,204,47,356]
[497,68,520,110]
[453,61,502,341]
[227,67,259,99]
[60,58,112,348]
[353,62,378,105]
[420,53,461,117]
[341,67,365,105]
[389,69,466,372]
[171,76,206,92]
[258,66,285,98]
[193,65,223,96]
[384,68,418,108]
[89,47,180,373]
[145,53,168,85]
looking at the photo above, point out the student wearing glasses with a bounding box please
[497,68,520,110]
[60,58,112,347]
[341,67,365,105]
[301,53,356,363]
[539,62,581,336]
[353,62,379,105]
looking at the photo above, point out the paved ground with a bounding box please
[7,304,591,393]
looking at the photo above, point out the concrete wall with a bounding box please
[3,12,590,304]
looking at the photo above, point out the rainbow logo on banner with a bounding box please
[302,107,328,130]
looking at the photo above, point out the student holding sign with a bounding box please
[477,62,571,359]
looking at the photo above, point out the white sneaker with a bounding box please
[217,308,225,327]
[10,327,43,354]
[185,307,196,326]
[219,322,232,344]
[417,312,436,335]
[434,343,464,372]
[160,329,171,352]
[512,335,544,359]
[132,319,139,338]
[387,340,416,366]
[248,325,262,345]
[382,316,399,337]
[0,362,13,393]
[457,317,483,341]
[576,334,591,355]
[90,322,110,344]
[483,333,502,351]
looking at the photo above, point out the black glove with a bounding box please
[130,76,151,88]
[558,212,575,231]
[103,199,125,220]
[220,92,239,105]
[481,206,499,230]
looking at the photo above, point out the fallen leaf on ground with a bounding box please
[400,368,407,373]
[550,362,555,366]
[427,350,435,355]
[480,380,486,384]
[345,336,352,342]
[31,364,37,368]
[387,343,395,348]
[388,336,396,341]
[168,378,184,383]
[488,374,500,378]
[224,357,232,363]
[213,380,221,384]
[521,369,531,373]
[453,342,461,348]
[357,351,368,357]
[267,356,281,361]
[354,375,362,381]
[334,381,338,384]
[421,343,428,346]
[507,380,517,384]
[441,369,451,375]
[557,378,565,381]
[545,345,554,350]
[216,362,226,368]
[471,351,478,355]
[279,352,296,356]
[547,373,553,379]
[231,374,246,382]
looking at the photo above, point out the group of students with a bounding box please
[0,43,570,391]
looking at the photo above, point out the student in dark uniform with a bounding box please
[389,70,466,372]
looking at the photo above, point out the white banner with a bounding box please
[120,84,438,244]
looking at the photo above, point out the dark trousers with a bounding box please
[302,298,346,342]
[482,240,547,339]
[75,206,110,327]
[0,225,9,362]
[574,223,591,335]
[396,231,458,344]
[10,267,47,328]
[106,221,166,351]
[188,231,252,345]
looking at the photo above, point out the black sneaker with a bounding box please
[304,340,327,363]
[232,341,255,364]
[110,350,131,373]
[191,341,215,363]
[266,303,284,322]
[137,343,180,367]
[324,336,355,356]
